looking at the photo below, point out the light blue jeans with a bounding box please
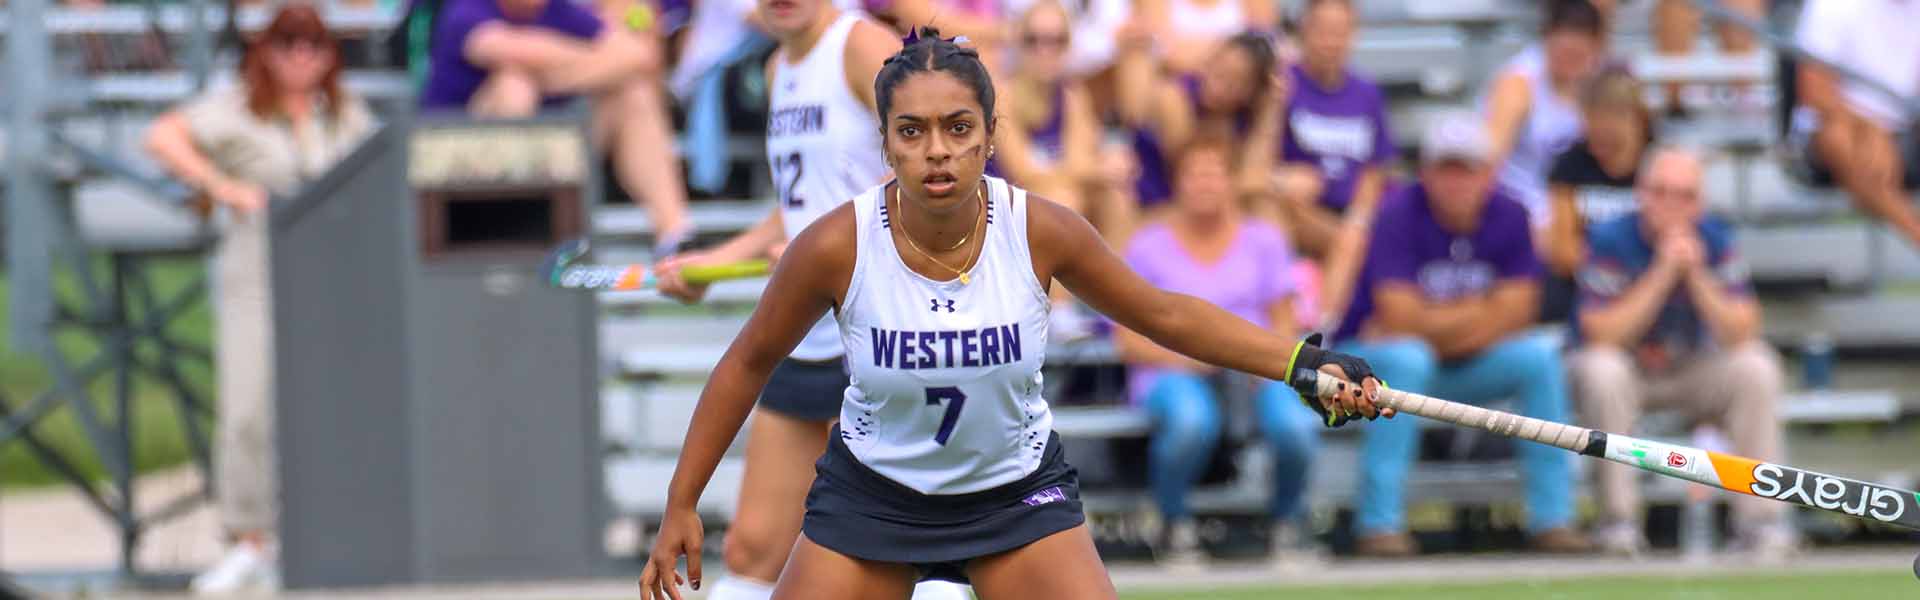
[1339,333,1575,535]
[1143,373,1322,523]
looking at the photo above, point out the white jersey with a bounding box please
[837,177,1054,495]
[767,11,888,361]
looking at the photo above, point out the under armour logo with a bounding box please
[930,298,956,313]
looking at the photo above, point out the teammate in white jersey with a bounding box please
[641,29,1389,600]
[652,2,965,600]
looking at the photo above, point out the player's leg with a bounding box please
[592,78,694,251]
[965,525,1117,600]
[1566,344,1649,555]
[709,409,831,600]
[1338,337,1437,555]
[1427,332,1584,551]
[1252,380,1321,564]
[1142,373,1224,565]
[771,535,917,600]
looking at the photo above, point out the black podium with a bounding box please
[271,113,608,588]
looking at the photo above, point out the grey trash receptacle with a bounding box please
[273,114,607,589]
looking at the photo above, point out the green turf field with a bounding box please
[0,260,210,489]
[1120,570,1918,599]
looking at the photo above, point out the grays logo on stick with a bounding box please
[1749,464,1910,524]
[559,266,625,289]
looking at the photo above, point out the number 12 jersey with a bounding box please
[766,11,888,361]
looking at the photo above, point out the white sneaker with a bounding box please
[1155,519,1208,572]
[1593,522,1648,558]
[1267,521,1328,573]
[190,542,279,596]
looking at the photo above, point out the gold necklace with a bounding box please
[893,182,987,285]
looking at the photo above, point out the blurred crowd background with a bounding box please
[3,0,1919,596]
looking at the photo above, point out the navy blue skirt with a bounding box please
[801,426,1086,584]
[757,357,846,421]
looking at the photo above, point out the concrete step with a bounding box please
[1762,293,1920,350]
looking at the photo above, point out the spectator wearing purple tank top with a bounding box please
[1115,31,1285,214]
[421,0,694,255]
[992,1,1127,239]
[995,1,1136,342]
[1269,0,1393,329]
[1114,138,1325,570]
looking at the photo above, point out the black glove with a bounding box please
[1285,333,1379,428]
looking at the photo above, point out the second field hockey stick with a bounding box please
[1290,369,1920,532]
[540,239,771,291]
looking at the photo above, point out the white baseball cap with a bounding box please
[1420,111,1492,165]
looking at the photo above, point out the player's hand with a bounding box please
[653,252,714,304]
[640,508,703,600]
[1286,333,1390,427]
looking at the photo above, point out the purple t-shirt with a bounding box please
[1334,183,1542,342]
[1123,220,1297,403]
[1282,64,1395,212]
[420,0,604,110]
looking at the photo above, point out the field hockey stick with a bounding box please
[1290,369,1920,532]
[540,238,771,291]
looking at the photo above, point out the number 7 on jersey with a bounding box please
[926,387,966,445]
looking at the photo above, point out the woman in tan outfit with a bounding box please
[144,3,374,593]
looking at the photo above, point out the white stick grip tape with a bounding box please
[1306,371,1594,452]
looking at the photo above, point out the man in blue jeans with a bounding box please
[1331,113,1589,556]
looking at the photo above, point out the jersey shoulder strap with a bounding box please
[991,177,1048,304]
[842,182,886,313]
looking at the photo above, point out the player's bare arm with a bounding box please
[642,205,856,600]
[1024,195,1384,419]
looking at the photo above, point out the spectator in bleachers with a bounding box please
[991,1,1112,234]
[1542,68,1650,324]
[1647,0,1766,112]
[1117,31,1284,215]
[1115,136,1322,570]
[1133,0,1277,76]
[1001,0,1132,118]
[1789,0,1920,249]
[420,0,695,255]
[1331,113,1587,557]
[1568,146,1792,561]
[1482,0,1605,231]
[1270,0,1393,328]
[142,3,375,594]
[994,1,1132,340]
